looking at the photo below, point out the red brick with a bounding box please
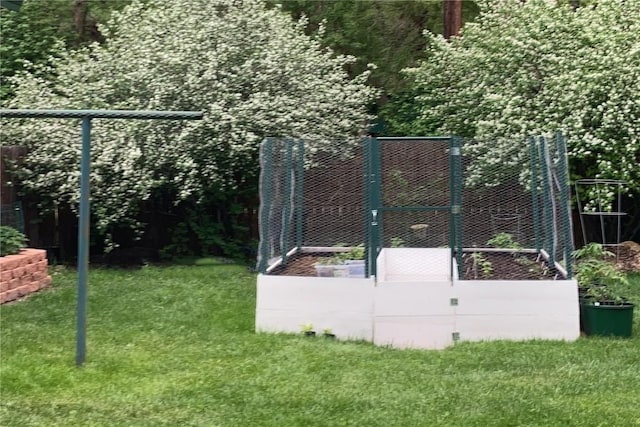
[36,260,48,271]
[38,276,52,289]
[23,249,46,262]
[0,256,21,270]
[16,284,31,297]
[24,263,37,275]
[0,281,9,292]
[32,271,45,280]
[13,266,26,278]
[1,288,20,303]
[0,269,13,281]
[14,252,30,267]
[8,277,22,290]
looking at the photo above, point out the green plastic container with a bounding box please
[583,303,634,337]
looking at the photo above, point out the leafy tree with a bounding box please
[274,0,480,134]
[1,0,378,251]
[408,0,640,237]
[0,0,134,100]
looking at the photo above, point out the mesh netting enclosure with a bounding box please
[461,133,574,279]
[256,138,366,273]
[257,134,573,280]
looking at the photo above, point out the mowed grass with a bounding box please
[1,261,639,427]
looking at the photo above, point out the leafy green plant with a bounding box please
[467,251,493,279]
[390,237,406,248]
[300,323,315,336]
[0,226,27,257]
[574,243,629,304]
[487,233,522,250]
[573,242,614,261]
[574,258,628,288]
[322,328,336,339]
[344,244,365,261]
[319,244,365,265]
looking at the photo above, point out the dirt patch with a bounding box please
[269,251,558,280]
[461,251,556,280]
[269,253,334,276]
[615,241,640,273]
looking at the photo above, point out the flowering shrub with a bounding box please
[409,0,640,195]
[0,0,378,249]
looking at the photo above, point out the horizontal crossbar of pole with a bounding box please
[376,136,452,141]
[380,206,452,212]
[0,109,203,120]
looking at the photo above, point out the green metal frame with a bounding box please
[365,136,463,278]
[295,139,305,250]
[538,136,556,267]
[0,109,203,366]
[280,141,294,265]
[0,0,24,12]
[555,132,573,278]
[257,139,274,274]
[529,136,542,252]
[256,138,305,274]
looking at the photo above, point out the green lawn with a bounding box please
[1,260,639,427]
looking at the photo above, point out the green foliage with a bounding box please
[573,242,615,261]
[275,0,481,136]
[574,258,628,288]
[159,222,192,261]
[300,323,314,333]
[319,244,365,265]
[487,232,522,250]
[574,243,629,303]
[468,251,493,279]
[1,0,377,252]
[390,237,406,248]
[0,225,27,256]
[408,0,640,195]
[0,0,134,100]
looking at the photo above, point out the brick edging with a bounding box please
[0,249,52,304]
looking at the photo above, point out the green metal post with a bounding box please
[368,137,383,277]
[363,137,371,278]
[538,136,555,267]
[76,116,91,367]
[555,132,573,278]
[449,137,463,279]
[295,139,304,251]
[529,136,542,252]
[281,140,294,265]
[257,139,273,274]
[0,108,203,367]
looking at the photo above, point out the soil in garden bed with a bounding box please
[461,251,557,280]
[268,253,334,276]
[269,251,558,280]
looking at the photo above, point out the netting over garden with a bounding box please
[257,134,573,280]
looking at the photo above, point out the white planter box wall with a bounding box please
[256,274,375,341]
[256,248,580,349]
[451,280,580,343]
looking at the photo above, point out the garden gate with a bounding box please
[365,137,462,278]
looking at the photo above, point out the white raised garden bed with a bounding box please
[256,248,580,349]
